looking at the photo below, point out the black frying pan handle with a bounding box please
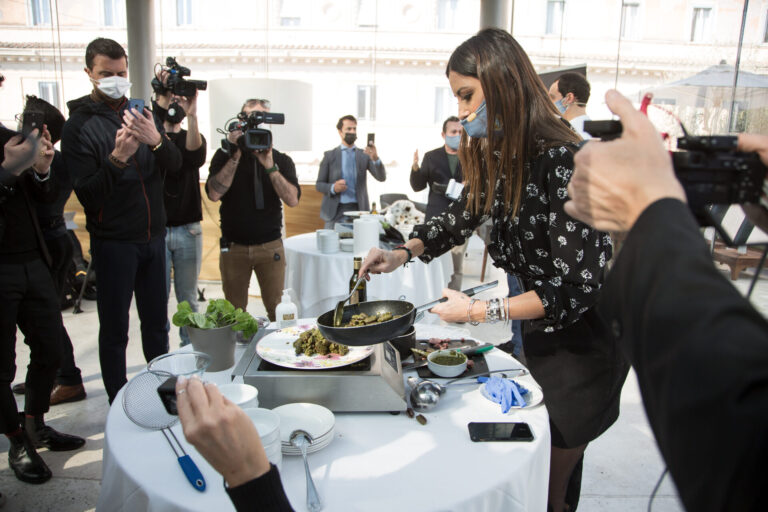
[415,296,448,313]
[414,280,499,314]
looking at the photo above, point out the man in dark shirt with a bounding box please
[153,75,206,347]
[1,126,85,485]
[61,38,182,404]
[410,116,465,290]
[206,98,300,321]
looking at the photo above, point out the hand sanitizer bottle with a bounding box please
[275,289,298,329]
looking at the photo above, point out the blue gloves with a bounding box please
[478,375,529,413]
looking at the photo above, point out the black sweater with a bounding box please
[61,94,182,242]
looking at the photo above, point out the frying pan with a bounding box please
[316,281,498,346]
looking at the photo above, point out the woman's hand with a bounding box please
[430,288,476,323]
[175,376,270,488]
[358,247,407,279]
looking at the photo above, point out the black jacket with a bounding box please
[598,198,768,511]
[410,146,463,221]
[0,127,55,265]
[61,94,182,242]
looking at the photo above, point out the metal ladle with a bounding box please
[407,368,529,411]
[333,273,367,326]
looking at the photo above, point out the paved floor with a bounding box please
[2,235,766,511]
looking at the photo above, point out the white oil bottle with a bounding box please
[275,289,298,329]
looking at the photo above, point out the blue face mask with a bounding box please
[554,99,568,115]
[460,100,489,138]
[445,134,460,150]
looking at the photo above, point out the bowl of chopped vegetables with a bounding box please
[427,349,468,378]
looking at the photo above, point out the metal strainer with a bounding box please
[122,370,206,492]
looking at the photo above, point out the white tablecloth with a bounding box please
[97,323,550,512]
[283,233,453,318]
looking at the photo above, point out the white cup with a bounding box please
[318,230,340,254]
[218,383,259,409]
[315,229,334,250]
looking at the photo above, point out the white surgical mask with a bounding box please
[94,76,131,99]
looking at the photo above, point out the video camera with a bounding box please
[221,110,285,153]
[151,57,207,98]
[583,120,767,245]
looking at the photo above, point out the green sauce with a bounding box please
[431,355,465,366]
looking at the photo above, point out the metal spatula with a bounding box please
[333,274,367,326]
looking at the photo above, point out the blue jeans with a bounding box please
[166,222,203,346]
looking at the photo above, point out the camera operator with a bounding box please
[564,89,768,511]
[1,125,86,485]
[205,99,299,321]
[153,70,207,347]
[61,38,182,404]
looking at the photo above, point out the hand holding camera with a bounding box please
[32,125,55,175]
[2,131,40,176]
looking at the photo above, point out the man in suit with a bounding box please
[565,89,768,511]
[410,116,466,289]
[316,114,386,228]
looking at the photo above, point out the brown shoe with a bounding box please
[49,384,86,406]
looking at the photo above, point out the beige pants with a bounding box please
[220,238,286,321]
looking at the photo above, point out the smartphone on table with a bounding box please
[468,422,534,442]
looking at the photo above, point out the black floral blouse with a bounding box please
[411,144,612,332]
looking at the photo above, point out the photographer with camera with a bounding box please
[61,38,182,404]
[565,89,768,511]
[316,114,386,228]
[1,123,86,485]
[152,68,207,347]
[205,99,299,321]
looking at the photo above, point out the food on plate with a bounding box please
[293,328,349,357]
[416,414,428,425]
[343,311,395,327]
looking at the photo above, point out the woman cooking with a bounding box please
[359,28,629,512]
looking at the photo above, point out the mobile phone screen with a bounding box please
[468,422,534,442]
[367,133,375,146]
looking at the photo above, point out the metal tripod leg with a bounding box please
[72,253,93,314]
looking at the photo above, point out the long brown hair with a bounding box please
[447,28,580,217]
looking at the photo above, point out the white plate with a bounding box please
[273,403,335,445]
[506,377,544,409]
[342,211,370,218]
[256,325,374,370]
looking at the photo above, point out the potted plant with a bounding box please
[172,299,260,371]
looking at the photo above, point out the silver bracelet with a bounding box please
[485,298,502,324]
[467,298,480,326]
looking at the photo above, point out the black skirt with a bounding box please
[523,309,630,448]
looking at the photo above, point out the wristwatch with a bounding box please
[264,163,279,174]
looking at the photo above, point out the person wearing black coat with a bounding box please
[0,125,85,485]
[565,89,768,511]
[410,116,467,290]
[61,38,182,404]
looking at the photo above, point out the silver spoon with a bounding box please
[407,368,529,411]
[333,273,367,326]
[290,430,322,512]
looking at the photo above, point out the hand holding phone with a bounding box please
[367,133,375,147]
[468,422,534,442]
[21,111,44,139]
[128,98,145,114]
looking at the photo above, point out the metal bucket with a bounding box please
[186,325,236,372]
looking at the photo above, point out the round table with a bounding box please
[283,233,454,318]
[97,323,550,512]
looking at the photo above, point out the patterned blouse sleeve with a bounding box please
[410,191,489,263]
[529,146,613,332]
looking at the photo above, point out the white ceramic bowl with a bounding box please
[427,350,468,378]
[339,238,354,252]
[219,383,259,409]
[242,408,281,446]
[272,403,335,444]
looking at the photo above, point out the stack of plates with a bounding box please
[273,403,335,455]
[317,230,340,254]
[243,408,282,469]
